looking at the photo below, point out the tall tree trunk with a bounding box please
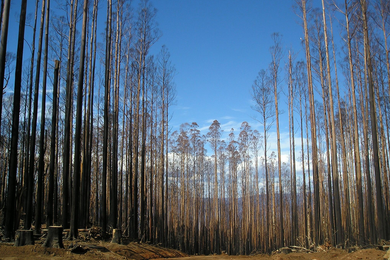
[343,0,364,243]
[269,33,284,248]
[360,0,385,240]
[301,0,320,245]
[24,0,39,231]
[111,0,121,232]
[47,60,60,227]
[321,0,342,244]
[288,51,298,245]
[315,31,333,242]
[330,12,350,244]
[27,0,46,233]
[63,0,78,230]
[81,0,98,228]
[102,0,112,236]
[36,0,50,235]
[70,0,88,239]
[3,0,27,240]
[298,65,308,247]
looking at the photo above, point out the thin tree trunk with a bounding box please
[24,0,39,231]
[321,0,342,244]
[27,0,46,234]
[360,0,385,240]
[102,0,112,236]
[47,60,60,227]
[62,0,77,230]
[330,12,351,244]
[36,0,50,235]
[343,0,364,243]
[301,0,320,245]
[298,68,308,247]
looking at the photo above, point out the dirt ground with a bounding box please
[0,238,388,260]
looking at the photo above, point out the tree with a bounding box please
[295,60,309,247]
[207,119,222,254]
[26,0,46,232]
[131,0,160,240]
[70,0,88,239]
[3,0,27,240]
[47,60,59,227]
[360,0,385,240]
[0,0,10,139]
[23,0,39,231]
[157,45,175,244]
[269,32,284,247]
[102,0,112,236]
[320,0,342,244]
[297,0,321,245]
[62,0,78,230]
[251,69,273,252]
[36,0,51,235]
[287,51,298,245]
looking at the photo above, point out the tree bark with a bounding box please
[320,0,342,244]
[36,0,50,235]
[70,0,89,239]
[301,0,320,245]
[47,60,60,227]
[0,0,10,139]
[4,0,27,240]
[360,0,385,240]
[102,0,112,236]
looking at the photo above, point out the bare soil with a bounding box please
[0,239,388,260]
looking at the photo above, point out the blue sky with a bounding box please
[150,0,307,136]
[5,0,317,161]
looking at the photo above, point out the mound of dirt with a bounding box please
[0,239,388,260]
[0,240,188,260]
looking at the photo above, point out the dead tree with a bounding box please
[4,0,27,240]
[70,0,89,240]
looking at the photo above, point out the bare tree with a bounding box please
[207,120,222,253]
[251,69,273,252]
[70,0,89,239]
[0,0,10,139]
[360,0,385,240]
[36,0,51,235]
[320,0,342,244]
[3,0,27,240]
[297,0,321,245]
[47,60,60,227]
[102,0,112,236]
[269,32,284,247]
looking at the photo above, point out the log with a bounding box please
[14,230,34,246]
[384,248,390,260]
[111,229,121,244]
[280,247,292,254]
[43,226,64,248]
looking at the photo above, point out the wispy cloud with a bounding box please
[232,108,246,113]
[177,105,190,110]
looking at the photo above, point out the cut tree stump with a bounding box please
[43,226,64,248]
[111,229,121,244]
[14,230,34,246]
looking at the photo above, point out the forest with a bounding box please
[0,0,390,256]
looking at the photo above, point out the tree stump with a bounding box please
[111,229,121,244]
[14,230,34,246]
[43,226,64,248]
